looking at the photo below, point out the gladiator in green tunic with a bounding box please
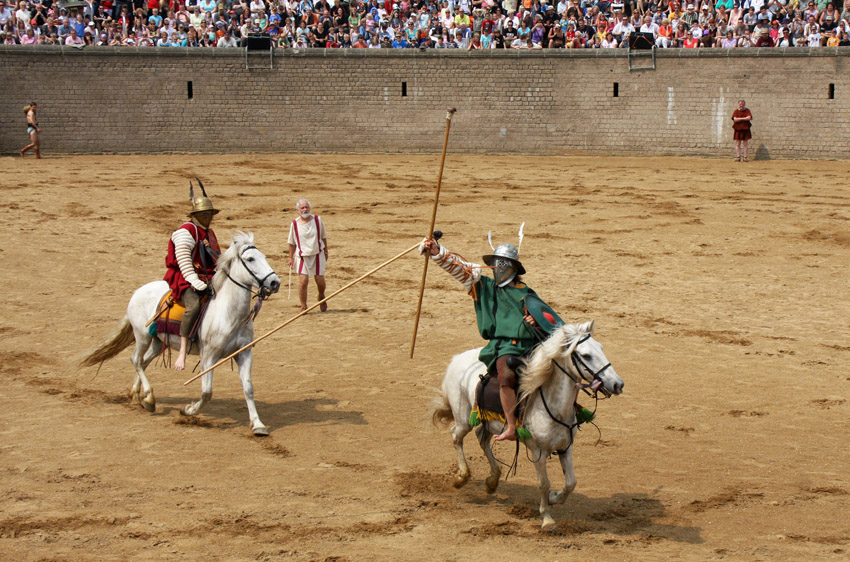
[474,275,536,371]
[421,232,537,442]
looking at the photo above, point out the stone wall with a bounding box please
[2,45,849,158]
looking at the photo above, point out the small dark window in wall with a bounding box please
[613,83,619,97]
[188,81,194,100]
[402,82,408,97]
[829,83,835,99]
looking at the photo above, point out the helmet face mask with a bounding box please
[493,257,517,287]
[483,242,525,287]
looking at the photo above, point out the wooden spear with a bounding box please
[184,241,422,386]
[409,107,456,359]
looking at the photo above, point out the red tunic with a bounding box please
[732,108,752,141]
[164,222,220,301]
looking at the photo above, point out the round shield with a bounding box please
[523,293,564,336]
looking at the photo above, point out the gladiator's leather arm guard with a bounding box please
[429,244,481,298]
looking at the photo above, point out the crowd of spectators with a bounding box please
[2,0,850,49]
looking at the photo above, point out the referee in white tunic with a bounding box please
[287,199,329,312]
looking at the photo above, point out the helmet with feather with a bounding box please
[189,177,220,217]
[483,223,526,287]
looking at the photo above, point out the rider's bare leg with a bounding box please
[175,336,189,371]
[494,355,518,441]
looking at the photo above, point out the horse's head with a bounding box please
[560,320,624,397]
[216,231,281,297]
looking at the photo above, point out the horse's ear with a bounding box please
[582,320,595,335]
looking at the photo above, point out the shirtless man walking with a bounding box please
[20,102,41,158]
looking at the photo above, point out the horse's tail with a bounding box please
[79,315,135,369]
[430,390,454,427]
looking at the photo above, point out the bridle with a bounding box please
[527,328,613,399]
[523,330,611,457]
[554,334,614,398]
[223,245,276,320]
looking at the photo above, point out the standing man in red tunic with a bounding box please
[288,198,328,313]
[164,179,221,371]
[732,99,753,162]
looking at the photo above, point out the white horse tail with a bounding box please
[430,390,454,427]
[79,315,135,369]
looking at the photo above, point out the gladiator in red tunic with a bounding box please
[164,221,220,302]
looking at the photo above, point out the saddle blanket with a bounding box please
[147,292,186,338]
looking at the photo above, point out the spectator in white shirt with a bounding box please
[217,29,239,46]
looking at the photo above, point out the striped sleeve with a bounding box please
[430,244,481,297]
[172,228,207,291]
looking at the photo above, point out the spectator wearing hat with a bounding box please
[806,18,823,43]
[682,4,699,26]
[804,13,820,35]
[819,2,838,30]
[753,18,772,44]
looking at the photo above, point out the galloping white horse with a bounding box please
[431,320,624,528]
[81,232,281,436]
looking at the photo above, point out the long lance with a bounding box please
[409,107,456,359]
[183,241,422,386]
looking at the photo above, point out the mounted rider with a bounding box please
[164,178,221,372]
[421,225,540,442]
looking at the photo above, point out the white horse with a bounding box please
[80,231,281,436]
[431,320,624,528]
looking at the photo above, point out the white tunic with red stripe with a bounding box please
[288,215,328,276]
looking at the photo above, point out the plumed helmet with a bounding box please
[482,243,526,276]
[189,177,220,216]
[483,224,527,287]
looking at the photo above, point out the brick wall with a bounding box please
[2,45,848,158]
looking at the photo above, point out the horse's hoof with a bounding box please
[485,474,500,494]
[140,391,156,412]
[452,472,470,489]
[541,515,556,529]
[252,425,270,437]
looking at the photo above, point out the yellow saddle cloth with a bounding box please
[147,292,186,337]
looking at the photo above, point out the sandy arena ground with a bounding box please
[1,153,848,561]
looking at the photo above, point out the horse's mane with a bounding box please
[211,231,255,293]
[518,321,593,403]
